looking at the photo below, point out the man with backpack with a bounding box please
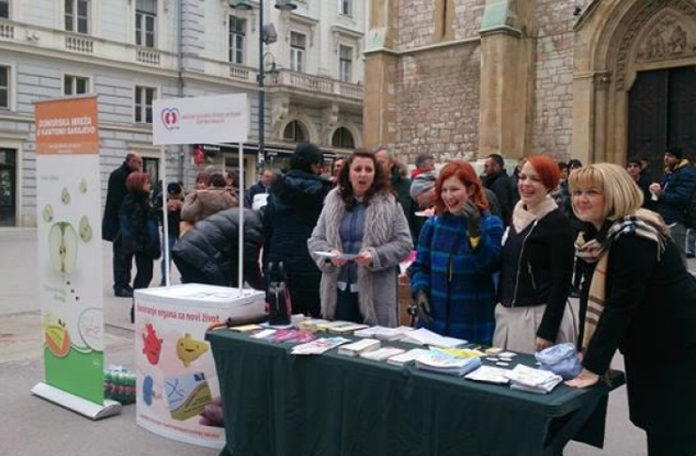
[649,147,696,261]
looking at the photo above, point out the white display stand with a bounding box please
[31,382,122,420]
[133,284,265,448]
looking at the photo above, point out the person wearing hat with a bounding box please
[626,157,654,211]
[649,147,696,260]
[410,172,437,241]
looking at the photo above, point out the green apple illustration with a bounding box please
[79,216,92,242]
[42,204,53,223]
[79,178,88,194]
[61,187,71,205]
[48,222,78,274]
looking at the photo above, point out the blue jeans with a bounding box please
[160,233,177,285]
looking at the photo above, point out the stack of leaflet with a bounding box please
[464,365,511,384]
[386,348,429,366]
[400,328,467,348]
[415,349,482,376]
[315,321,369,334]
[296,318,330,332]
[338,338,381,357]
[360,347,405,361]
[504,364,563,394]
[290,337,351,355]
[353,325,415,341]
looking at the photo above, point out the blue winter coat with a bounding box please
[410,212,503,345]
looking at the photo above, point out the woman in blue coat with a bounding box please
[410,161,503,345]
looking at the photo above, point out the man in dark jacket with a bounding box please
[375,147,417,243]
[650,147,696,260]
[102,152,142,297]
[171,208,264,289]
[243,168,274,208]
[483,153,518,227]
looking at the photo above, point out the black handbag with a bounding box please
[266,261,292,326]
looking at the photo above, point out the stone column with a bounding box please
[363,0,399,148]
[478,0,536,159]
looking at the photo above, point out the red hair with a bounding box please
[126,172,151,194]
[434,161,488,215]
[526,155,561,191]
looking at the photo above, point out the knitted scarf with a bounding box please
[575,209,668,351]
[511,196,558,234]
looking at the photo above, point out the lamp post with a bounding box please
[232,0,296,170]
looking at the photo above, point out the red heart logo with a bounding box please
[161,108,180,130]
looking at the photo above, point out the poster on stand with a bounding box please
[34,96,105,404]
[134,284,265,448]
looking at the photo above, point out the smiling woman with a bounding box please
[493,155,577,354]
[566,163,696,456]
[410,160,503,345]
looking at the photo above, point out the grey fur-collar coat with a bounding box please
[308,188,413,326]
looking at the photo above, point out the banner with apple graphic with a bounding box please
[34,96,105,405]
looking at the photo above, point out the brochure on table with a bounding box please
[134,283,265,448]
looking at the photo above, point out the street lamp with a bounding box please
[232,0,297,170]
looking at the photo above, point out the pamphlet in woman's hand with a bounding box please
[313,251,359,260]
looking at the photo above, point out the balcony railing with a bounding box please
[0,22,14,39]
[229,64,250,82]
[136,48,160,65]
[274,70,363,101]
[338,82,363,99]
[65,34,93,53]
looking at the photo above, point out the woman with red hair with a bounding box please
[409,160,503,344]
[120,172,161,321]
[493,155,577,353]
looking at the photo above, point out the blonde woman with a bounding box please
[565,163,696,456]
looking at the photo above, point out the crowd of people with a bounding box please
[102,144,696,455]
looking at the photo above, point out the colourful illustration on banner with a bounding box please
[35,96,104,405]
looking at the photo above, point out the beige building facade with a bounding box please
[364,0,696,171]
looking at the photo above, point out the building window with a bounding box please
[63,75,89,96]
[283,120,307,143]
[339,45,353,83]
[332,127,354,149]
[339,0,352,16]
[229,16,246,64]
[136,0,157,48]
[0,0,9,19]
[65,0,89,34]
[134,86,155,124]
[0,66,8,108]
[290,32,306,73]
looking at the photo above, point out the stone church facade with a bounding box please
[364,0,696,171]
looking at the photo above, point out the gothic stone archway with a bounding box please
[573,0,696,166]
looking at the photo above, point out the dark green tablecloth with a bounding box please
[206,330,624,456]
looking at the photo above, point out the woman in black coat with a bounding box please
[566,163,696,456]
[119,172,160,291]
[263,143,331,317]
[494,155,576,354]
[171,208,264,289]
